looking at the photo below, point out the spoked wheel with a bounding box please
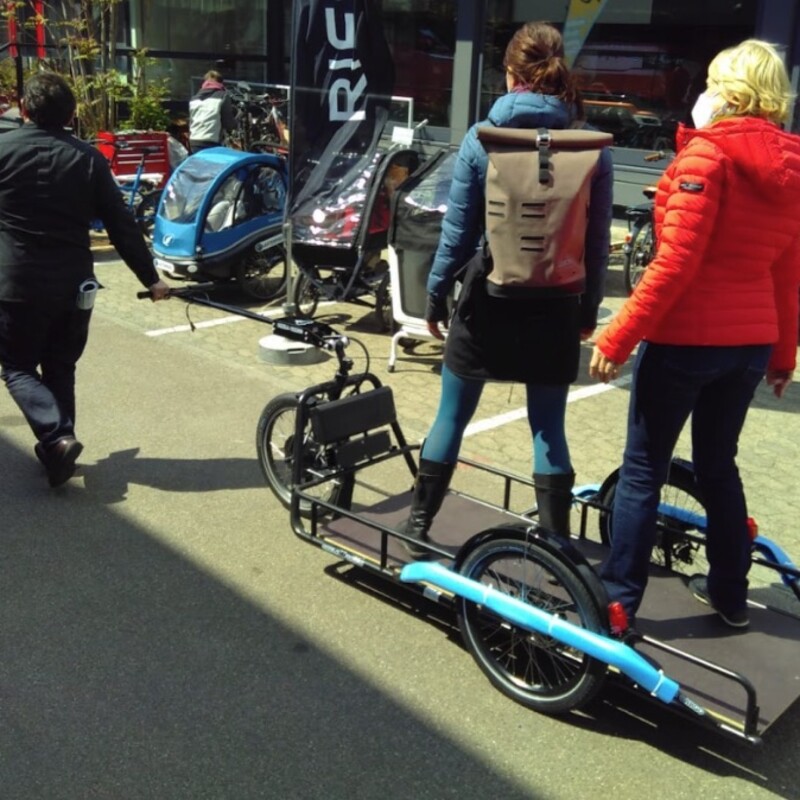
[374,270,394,333]
[457,534,606,714]
[597,459,708,575]
[136,190,162,241]
[256,393,344,518]
[293,270,321,318]
[623,220,654,295]
[235,243,287,301]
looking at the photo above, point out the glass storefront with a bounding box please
[117,0,790,194]
[382,1,457,127]
[131,0,270,95]
[482,0,758,153]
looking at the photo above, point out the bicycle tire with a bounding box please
[623,220,654,295]
[293,271,321,318]
[235,243,287,301]
[597,460,709,575]
[457,533,606,714]
[256,393,343,518]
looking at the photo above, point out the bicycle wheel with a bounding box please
[597,460,709,575]
[457,534,606,714]
[136,190,162,241]
[256,393,343,518]
[293,270,321,318]
[235,243,287,301]
[623,220,654,295]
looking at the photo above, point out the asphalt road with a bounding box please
[1,249,799,799]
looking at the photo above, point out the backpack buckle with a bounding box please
[536,128,551,184]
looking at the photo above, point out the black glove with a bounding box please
[425,294,449,324]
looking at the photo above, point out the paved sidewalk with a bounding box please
[0,231,797,798]
[89,235,800,575]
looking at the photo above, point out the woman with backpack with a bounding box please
[398,21,614,556]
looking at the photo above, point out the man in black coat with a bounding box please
[0,72,170,487]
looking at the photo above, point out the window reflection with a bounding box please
[482,0,758,151]
[383,1,456,127]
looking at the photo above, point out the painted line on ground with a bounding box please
[145,301,335,337]
[463,374,632,438]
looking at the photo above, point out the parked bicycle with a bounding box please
[225,82,290,154]
[621,150,672,294]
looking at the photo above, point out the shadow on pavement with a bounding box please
[0,433,542,800]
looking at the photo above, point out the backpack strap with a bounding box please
[537,128,551,184]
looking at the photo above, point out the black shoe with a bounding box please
[42,436,84,488]
[689,575,749,629]
[34,442,47,466]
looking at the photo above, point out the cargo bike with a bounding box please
[147,284,800,746]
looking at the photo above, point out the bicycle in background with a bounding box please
[91,139,165,240]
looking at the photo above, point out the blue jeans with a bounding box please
[0,298,92,446]
[421,364,572,474]
[601,342,771,618]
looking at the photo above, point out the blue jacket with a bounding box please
[427,91,614,329]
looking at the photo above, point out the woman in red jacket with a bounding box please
[589,39,800,628]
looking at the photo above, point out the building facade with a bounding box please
[120,0,800,205]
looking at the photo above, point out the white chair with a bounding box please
[386,244,447,372]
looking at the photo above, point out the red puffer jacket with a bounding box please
[597,117,800,373]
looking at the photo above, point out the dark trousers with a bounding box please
[0,298,92,446]
[601,341,771,618]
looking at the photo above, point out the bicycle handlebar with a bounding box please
[136,283,349,350]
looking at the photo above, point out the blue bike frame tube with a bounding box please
[399,562,681,704]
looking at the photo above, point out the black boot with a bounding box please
[399,459,455,557]
[534,471,576,537]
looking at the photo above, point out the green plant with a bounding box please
[119,50,170,131]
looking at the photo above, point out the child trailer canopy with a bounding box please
[152,147,288,301]
[288,145,421,329]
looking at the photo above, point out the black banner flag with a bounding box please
[287,0,395,234]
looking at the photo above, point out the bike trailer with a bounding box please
[152,147,288,300]
[288,144,421,327]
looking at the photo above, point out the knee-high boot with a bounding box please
[534,471,576,537]
[399,458,456,557]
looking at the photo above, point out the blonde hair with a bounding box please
[707,39,794,123]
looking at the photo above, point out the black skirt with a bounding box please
[443,251,581,384]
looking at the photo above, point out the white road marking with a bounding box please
[463,374,632,438]
[145,302,334,337]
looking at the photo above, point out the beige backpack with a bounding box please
[477,125,612,297]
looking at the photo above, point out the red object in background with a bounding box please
[34,0,45,59]
[95,131,173,189]
[7,2,18,58]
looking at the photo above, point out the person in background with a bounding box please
[189,69,236,152]
[399,21,613,555]
[590,39,800,629]
[0,72,169,487]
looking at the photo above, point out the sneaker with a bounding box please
[689,575,749,629]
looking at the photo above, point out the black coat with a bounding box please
[0,124,159,302]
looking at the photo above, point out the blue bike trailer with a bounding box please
[152,147,288,299]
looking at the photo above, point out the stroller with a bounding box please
[152,147,288,301]
[290,145,422,330]
[385,147,458,371]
